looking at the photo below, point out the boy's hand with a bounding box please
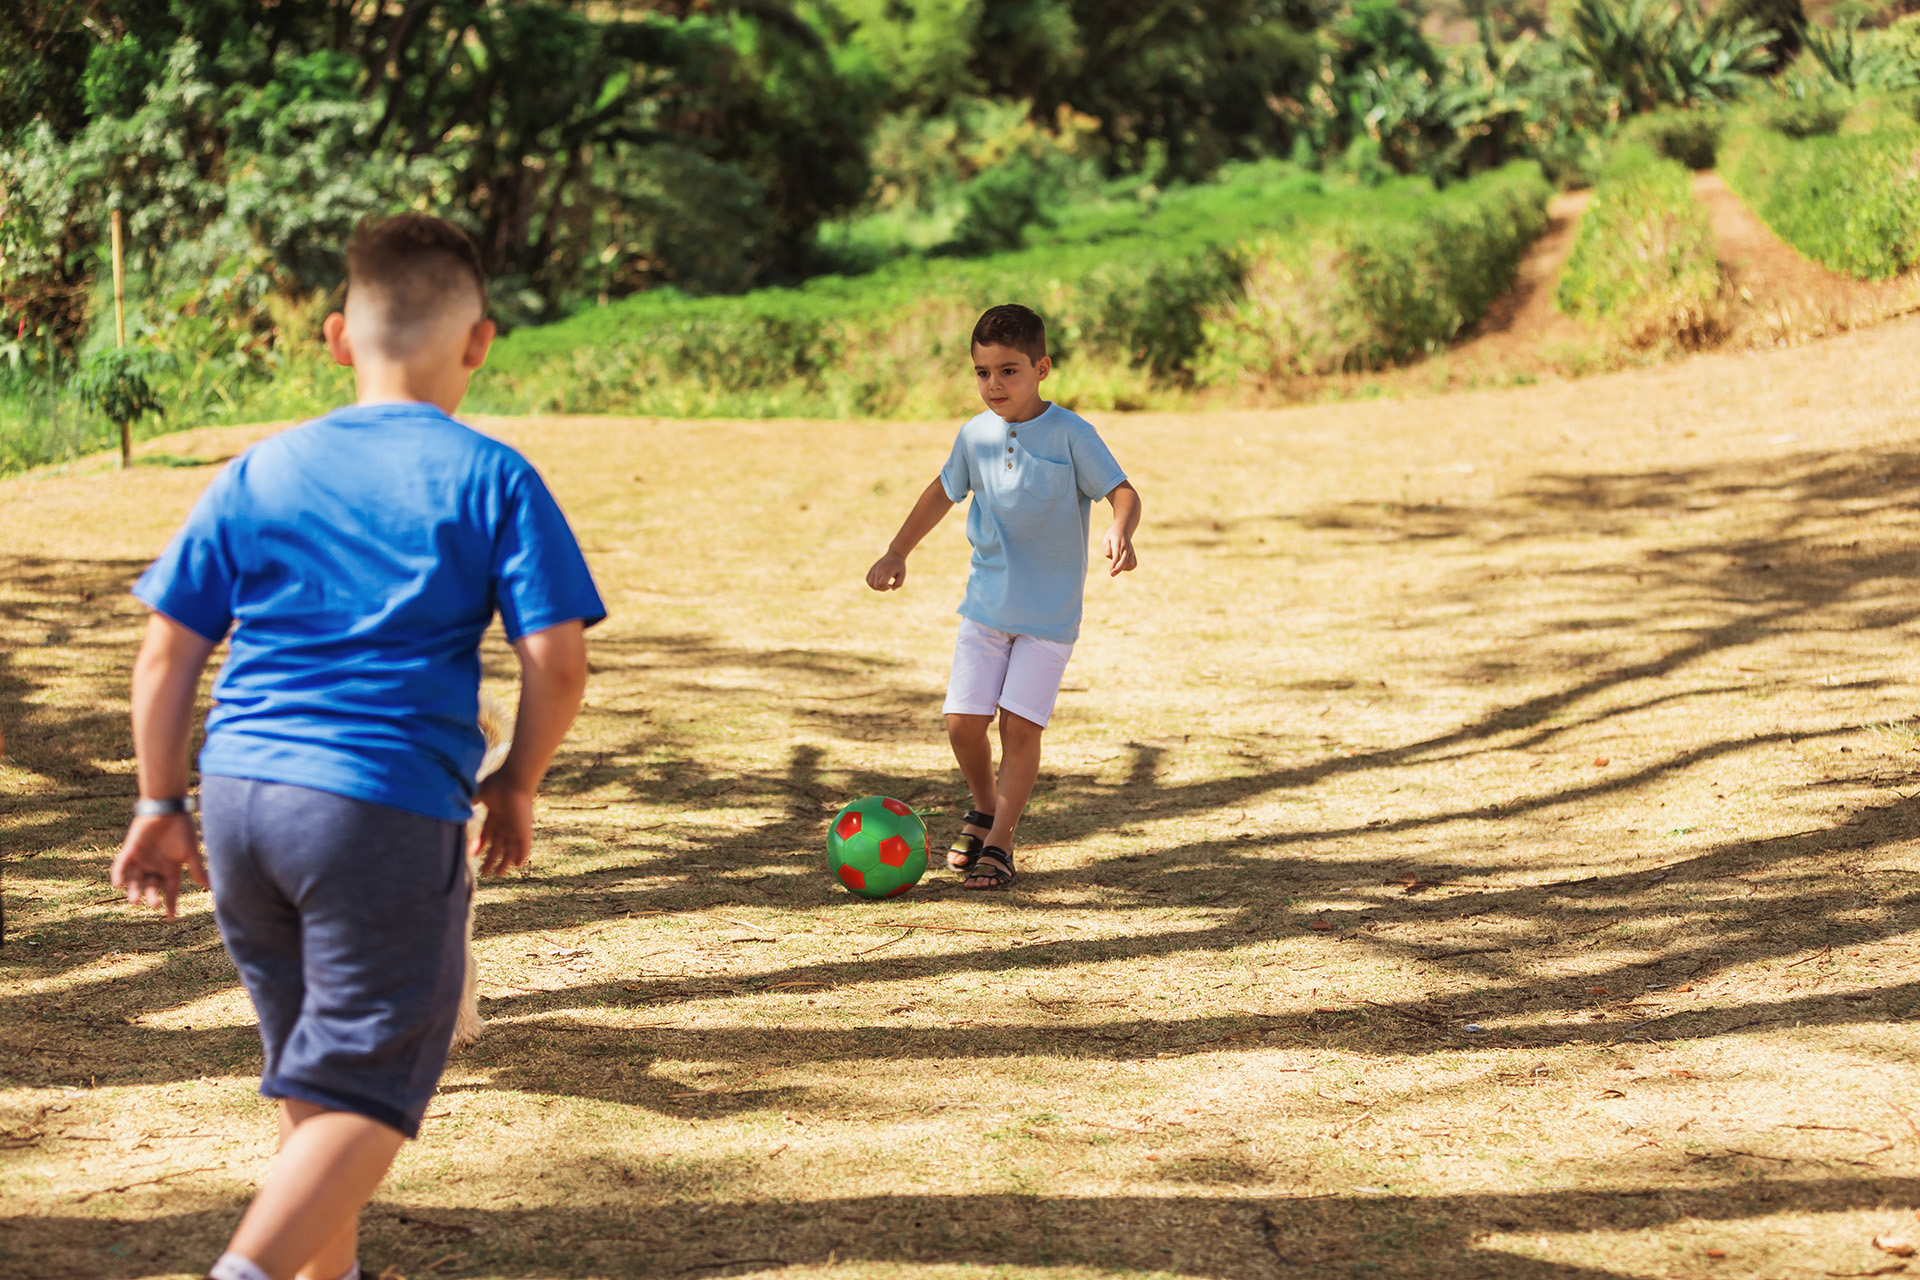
[866,551,909,591]
[110,815,208,920]
[470,774,535,877]
[1102,525,1139,576]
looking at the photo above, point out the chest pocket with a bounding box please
[1012,445,1073,501]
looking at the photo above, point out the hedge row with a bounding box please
[472,161,1552,420]
[1556,142,1721,347]
[1199,163,1550,384]
[1719,123,1920,281]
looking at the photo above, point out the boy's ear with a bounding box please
[463,318,498,371]
[322,312,353,368]
[1035,355,1051,381]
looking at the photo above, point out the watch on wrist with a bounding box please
[134,796,199,818]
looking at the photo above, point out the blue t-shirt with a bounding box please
[133,402,606,823]
[938,403,1127,644]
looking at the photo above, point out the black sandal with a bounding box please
[947,810,995,872]
[964,845,1016,890]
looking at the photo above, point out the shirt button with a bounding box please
[1010,430,1017,437]
[1007,446,1013,453]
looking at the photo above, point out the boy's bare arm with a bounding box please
[112,613,219,917]
[1103,481,1142,576]
[472,619,589,877]
[866,477,959,591]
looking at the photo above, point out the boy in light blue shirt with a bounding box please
[867,304,1142,889]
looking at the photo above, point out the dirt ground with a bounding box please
[8,313,1920,1278]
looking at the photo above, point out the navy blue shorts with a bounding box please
[201,776,469,1138]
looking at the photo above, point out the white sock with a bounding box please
[293,1264,360,1280]
[208,1254,273,1280]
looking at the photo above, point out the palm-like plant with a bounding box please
[1801,17,1920,93]
[1568,0,1776,113]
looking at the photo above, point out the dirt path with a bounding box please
[1425,187,1595,376]
[8,317,1920,1276]
[1696,170,1920,347]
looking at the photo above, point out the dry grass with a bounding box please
[9,317,1920,1278]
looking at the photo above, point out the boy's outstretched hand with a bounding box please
[1103,481,1142,576]
[867,551,909,591]
[471,620,590,878]
[469,775,535,877]
[867,479,958,592]
[111,815,208,920]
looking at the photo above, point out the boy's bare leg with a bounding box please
[226,1101,404,1280]
[970,710,1042,887]
[271,1103,359,1280]
[945,712,998,865]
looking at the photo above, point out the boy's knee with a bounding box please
[945,712,993,739]
[998,709,1044,741]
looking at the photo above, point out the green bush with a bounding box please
[471,161,1552,418]
[1757,95,1850,138]
[1842,91,1920,136]
[1719,123,1920,279]
[1197,162,1551,381]
[1557,142,1721,345]
[1623,109,1723,169]
[948,156,1055,255]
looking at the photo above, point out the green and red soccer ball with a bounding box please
[826,796,928,899]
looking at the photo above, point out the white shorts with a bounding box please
[942,618,1075,728]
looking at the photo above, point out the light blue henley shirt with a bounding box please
[938,402,1127,644]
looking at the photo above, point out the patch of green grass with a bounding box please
[1721,121,1920,280]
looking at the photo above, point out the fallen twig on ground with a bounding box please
[74,1166,219,1203]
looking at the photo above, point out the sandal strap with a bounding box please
[947,831,985,862]
[962,809,996,829]
[969,846,1015,882]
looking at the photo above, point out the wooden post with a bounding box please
[112,209,129,469]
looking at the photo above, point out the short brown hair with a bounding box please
[971,304,1046,364]
[346,213,488,325]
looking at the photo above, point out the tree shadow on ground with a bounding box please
[7,1176,1917,1278]
[7,442,1920,1101]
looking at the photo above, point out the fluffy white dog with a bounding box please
[451,694,512,1049]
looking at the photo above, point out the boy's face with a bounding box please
[973,343,1050,422]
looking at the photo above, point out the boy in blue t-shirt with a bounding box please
[110,215,605,1280]
[866,304,1141,889]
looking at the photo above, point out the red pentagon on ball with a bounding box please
[882,798,913,817]
[837,864,867,892]
[885,883,914,897]
[836,811,862,840]
[877,835,912,867]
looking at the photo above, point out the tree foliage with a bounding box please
[967,1,1324,180]
[74,343,169,429]
[0,0,1877,376]
[3,0,873,343]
